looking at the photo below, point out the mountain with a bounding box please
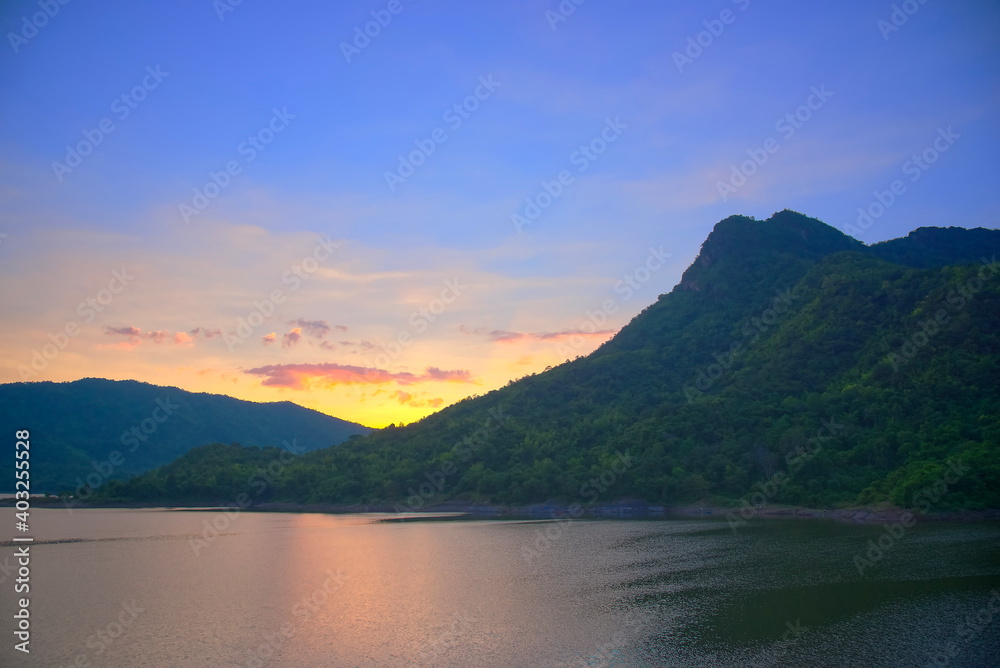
[0,378,372,493]
[96,212,1000,511]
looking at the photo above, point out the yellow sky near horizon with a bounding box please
[1,221,673,428]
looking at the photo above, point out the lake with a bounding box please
[1,509,998,667]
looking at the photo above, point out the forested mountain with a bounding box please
[96,212,1000,510]
[0,378,372,492]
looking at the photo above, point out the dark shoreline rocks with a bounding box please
[22,497,998,524]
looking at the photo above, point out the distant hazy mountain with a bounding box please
[0,378,372,492]
[98,212,1000,511]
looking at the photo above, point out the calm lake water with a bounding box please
[1,508,998,667]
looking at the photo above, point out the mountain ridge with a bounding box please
[0,377,372,492]
[87,211,1000,509]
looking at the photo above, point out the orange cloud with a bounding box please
[245,363,474,390]
[262,332,277,346]
[392,390,446,408]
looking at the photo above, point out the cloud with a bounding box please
[106,326,142,337]
[463,328,618,343]
[244,363,475,390]
[105,325,221,346]
[392,390,446,408]
[424,366,473,381]
[488,330,524,342]
[189,327,222,339]
[262,332,277,345]
[282,327,303,348]
[320,339,376,351]
[287,318,346,339]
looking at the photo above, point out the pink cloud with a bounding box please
[190,327,222,339]
[244,363,475,390]
[262,332,277,346]
[461,325,616,344]
[105,326,142,337]
[282,328,303,348]
[287,319,328,339]
[106,326,217,346]
[487,328,616,343]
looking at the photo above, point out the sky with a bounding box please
[1,0,998,428]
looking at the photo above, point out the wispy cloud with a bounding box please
[463,326,616,343]
[104,325,223,346]
[287,318,347,339]
[392,390,445,408]
[244,363,475,390]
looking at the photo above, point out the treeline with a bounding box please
[95,213,1000,511]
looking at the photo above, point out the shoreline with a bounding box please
[12,497,1000,523]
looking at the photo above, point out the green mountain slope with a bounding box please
[0,378,372,492]
[96,212,1000,511]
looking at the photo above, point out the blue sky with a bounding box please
[1,0,998,426]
